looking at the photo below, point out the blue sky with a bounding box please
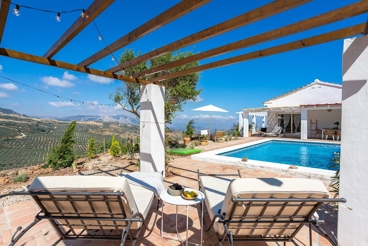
[0,0,366,129]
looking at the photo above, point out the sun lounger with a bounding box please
[212,130,225,142]
[1,175,161,246]
[261,126,283,137]
[197,170,346,246]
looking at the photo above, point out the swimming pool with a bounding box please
[218,140,340,170]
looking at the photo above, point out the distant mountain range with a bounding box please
[0,107,139,125]
[0,107,28,117]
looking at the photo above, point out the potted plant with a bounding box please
[334,121,340,129]
[248,124,253,137]
[200,134,208,146]
[183,119,195,146]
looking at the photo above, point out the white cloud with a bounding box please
[0,83,18,91]
[190,96,203,103]
[88,74,114,84]
[73,91,81,95]
[49,101,79,107]
[41,76,74,88]
[62,71,77,81]
[0,91,9,98]
[0,65,3,70]
[11,102,21,106]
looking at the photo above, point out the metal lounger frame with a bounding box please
[197,170,346,246]
[1,190,160,246]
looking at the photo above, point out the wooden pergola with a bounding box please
[0,0,367,86]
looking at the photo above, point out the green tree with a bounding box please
[110,49,201,124]
[46,121,77,169]
[109,136,121,157]
[86,138,98,159]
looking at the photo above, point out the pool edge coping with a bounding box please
[191,138,339,181]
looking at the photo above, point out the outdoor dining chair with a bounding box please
[1,175,161,246]
[325,129,336,140]
[197,170,346,246]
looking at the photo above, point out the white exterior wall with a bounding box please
[265,81,341,107]
[338,36,368,245]
[139,84,165,176]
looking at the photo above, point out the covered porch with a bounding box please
[239,103,342,140]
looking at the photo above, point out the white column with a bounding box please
[237,112,244,131]
[140,84,165,176]
[338,36,368,246]
[262,116,266,128]
[300,108,307,140]
[252,115,256,134]
[242,111,249,137]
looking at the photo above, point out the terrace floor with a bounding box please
[0,137,338,246]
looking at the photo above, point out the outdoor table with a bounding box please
[160,189,205,246]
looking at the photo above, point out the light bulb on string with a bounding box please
[98,35,103,41]
[56,12,61,22]
[81,9,85,18]
[122,69,125,76]
[13,4,20,16]
[111,56,115,61]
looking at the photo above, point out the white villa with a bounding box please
[238,79,342,139]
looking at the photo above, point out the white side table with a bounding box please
[160,189,205,246]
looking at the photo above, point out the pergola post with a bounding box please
[300,108,307,139]
[139,84,165,176]
[242,111,249,137]
[338,35,368,245]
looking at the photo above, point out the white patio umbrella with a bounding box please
[192,104,228,134]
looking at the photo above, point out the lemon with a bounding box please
[190,191,197,197]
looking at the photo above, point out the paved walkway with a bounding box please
[0,137,338,245]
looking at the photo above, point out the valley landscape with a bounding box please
[0,107,140,170]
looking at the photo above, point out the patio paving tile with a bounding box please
[0,137,337,245]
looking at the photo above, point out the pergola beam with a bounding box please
[106,0,311,73]
[135,1,368,78]
[43,0,114,58]
[0,47,153,85]
[78,0,211,67]
[0,0,11,44]
[149,23,366,82]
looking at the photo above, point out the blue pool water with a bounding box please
[219,141,340,170]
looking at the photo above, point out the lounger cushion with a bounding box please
[130,183,155,219]
[200,177,329,235]
[29,176,144,229]
[199,176,233,231]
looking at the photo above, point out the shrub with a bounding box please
[86,138,98,159]
[46,121,77,169]
[13,173,28,183]
[329,152,340,198]
[109,136,121,157]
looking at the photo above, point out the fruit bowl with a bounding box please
[167,183,184,196]
[182,190,198,200]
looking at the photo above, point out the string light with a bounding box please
[81,9,85,18]
[55,12,61,22]
[0,75,115,107]
[13,4,20,16]
[98,34,103,41]
[111,56,115,61]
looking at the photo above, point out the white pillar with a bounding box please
[242,111,249,137]
[140,84,165,176]
[300,108,307,140]
[237,112,244,131]
[252,115,256,134]
[262,116,266,128]
[338,36,368,246]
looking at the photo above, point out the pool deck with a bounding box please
[0,137,339,245]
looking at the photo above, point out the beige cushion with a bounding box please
[28,176,150,230]
[130,183,155,219]
[200,177,329,236]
